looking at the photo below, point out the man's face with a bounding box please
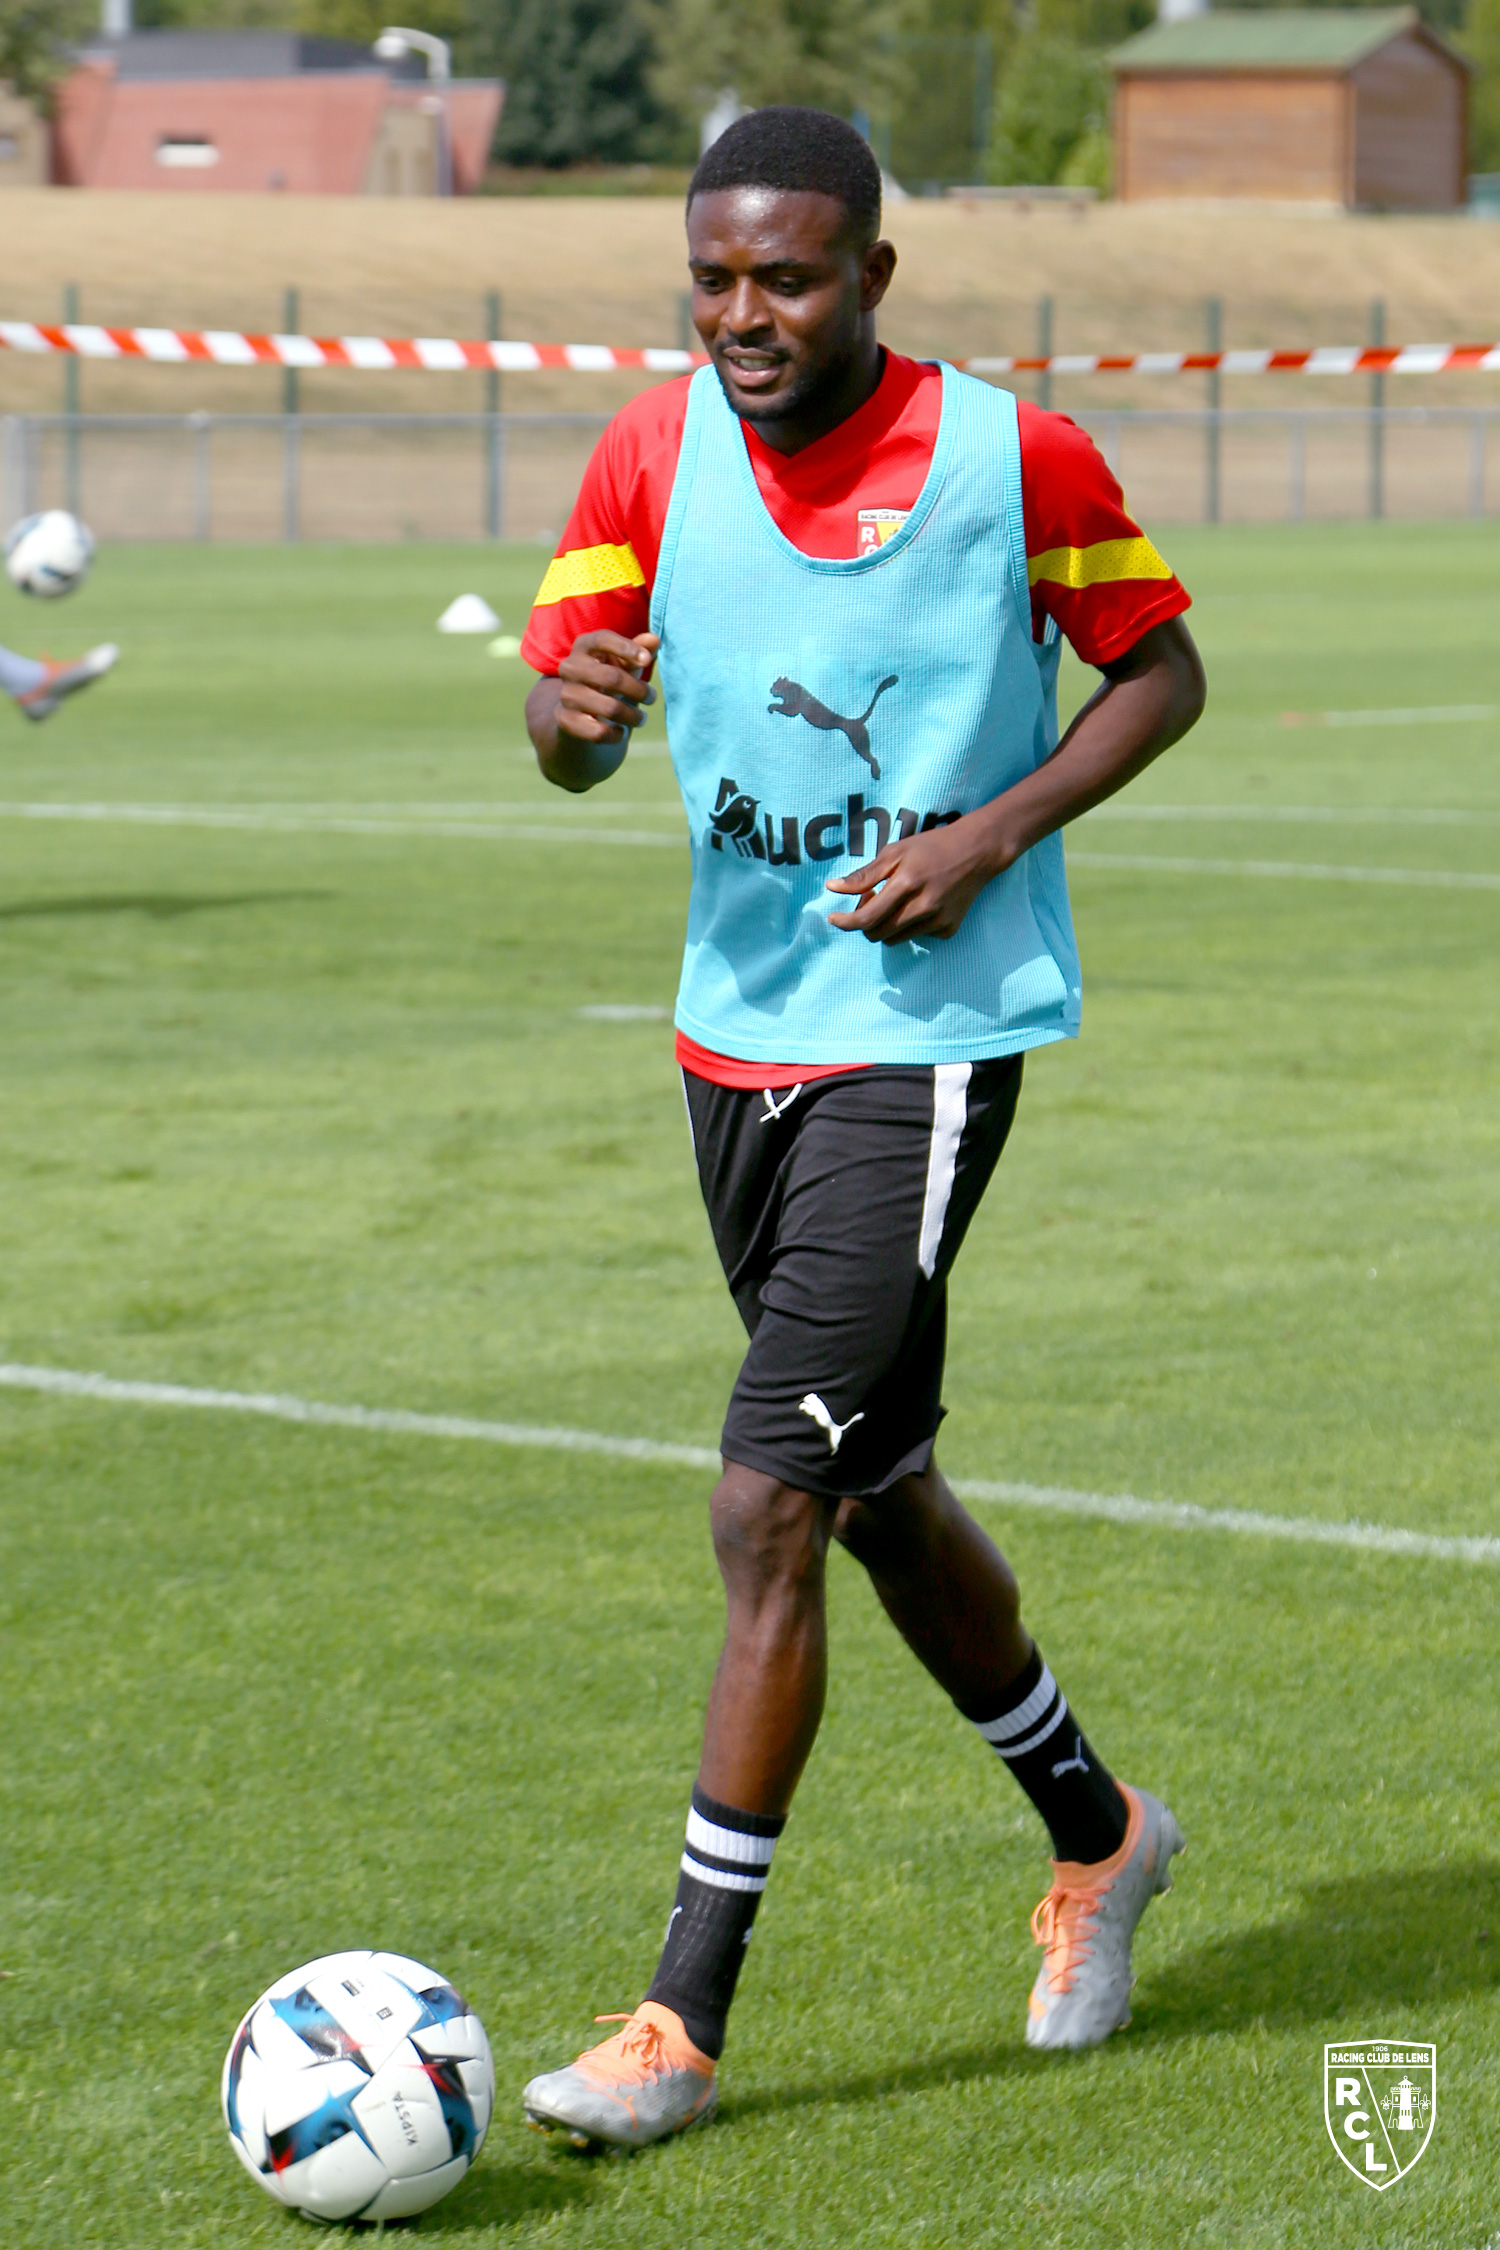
[686,187,895,429]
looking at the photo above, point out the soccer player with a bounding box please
[518,106,1206,2150]
[0,639,118,722]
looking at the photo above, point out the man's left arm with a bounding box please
[826,615,1205,943]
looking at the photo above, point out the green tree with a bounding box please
[0,0,93,104]
[1461,0,1500,168]
[1228,0,1462,30]
[983,0,1148,186]
[135,0,303,25]
[652,0,902,137]
[473,0,674,164]
[303,0,472,40]
[134,0,473,49]
[987,31,1105,184]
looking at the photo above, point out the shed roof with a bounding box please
[1110,7,1451,73]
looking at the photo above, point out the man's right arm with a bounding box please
[518,381,689,792]
[527,630,661,793]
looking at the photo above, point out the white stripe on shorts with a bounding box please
[917,1062,973,1279]
[685,1808,778,1865]
[680,1852,768,1893]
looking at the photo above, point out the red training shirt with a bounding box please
[521,352,1190,1088]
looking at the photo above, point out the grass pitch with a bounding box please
[1,524,1498,2248]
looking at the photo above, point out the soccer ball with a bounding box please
[4,509,95,598]
[221,1950,495,2223]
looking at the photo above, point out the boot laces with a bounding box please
[582,2011,671,2079]
[1031,1882,1102,1994]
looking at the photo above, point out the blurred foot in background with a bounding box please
[1,642,120,724]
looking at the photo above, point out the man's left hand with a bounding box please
[825,822,1000,944]
[825,615,1207,947]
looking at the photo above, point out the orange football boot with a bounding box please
[1026,1782,1186,2049]
[522,2002,717,2149]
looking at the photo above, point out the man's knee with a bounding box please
[832,1465,943,1569]
[834,1468,1021,1609]
[711,1461,829,1604]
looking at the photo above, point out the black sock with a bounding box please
[642,1785,784,2061]
[965,1646,1129,1865]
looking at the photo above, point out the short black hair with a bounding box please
[688,107,882,249]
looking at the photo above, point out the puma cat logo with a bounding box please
[768,675,898,780]
[798,1392,865,1456]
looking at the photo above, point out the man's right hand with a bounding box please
[527,629,661,793]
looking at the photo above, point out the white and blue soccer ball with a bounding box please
[4,509,95,598]
[222,1950,495,2224]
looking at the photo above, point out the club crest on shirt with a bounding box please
[1324,2042,1436,2190]
[858,506,908,552]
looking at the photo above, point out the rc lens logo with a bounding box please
[1324,2041,1436,2189]
[857,507,907,553]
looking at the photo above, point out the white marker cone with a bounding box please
[437,593,501,633]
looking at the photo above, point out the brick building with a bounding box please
[54,31,503,195]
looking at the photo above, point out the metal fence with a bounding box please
[4,406,1499,543]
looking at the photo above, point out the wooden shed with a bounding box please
[1109,8,1468,210]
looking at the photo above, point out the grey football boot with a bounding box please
[522,2002,718,2150]
[16,643,120,722]
[1025,1783,1186,2050]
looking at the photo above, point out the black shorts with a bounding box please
[683,1057,1023,1500]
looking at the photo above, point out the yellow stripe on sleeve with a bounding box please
[533,542,646,606]
[1027,537,1175,591]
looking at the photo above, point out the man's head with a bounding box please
[686,107,895,440]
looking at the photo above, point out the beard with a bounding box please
[712,335,862,431]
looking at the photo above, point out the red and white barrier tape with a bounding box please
[968,345,1500,375]
[3,322,1499,376]
[0,323,706,372]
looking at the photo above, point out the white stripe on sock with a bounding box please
[680,1852,768,1893]
[973,1663,1059,1745]
[685,1808,778,1866]
[918,1063,972,1280]
[989,1694,1069,1760]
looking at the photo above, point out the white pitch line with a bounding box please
[1069,853,1500,891]
[0,803,683,849]
[31,798,1496,829]
[0,1361,717,1471]
[134,802,687,819]
[0,1360,1493,1567]
[954,1476,1500,1563]
[576,1004,670,1021]
[1084,805,1500,828]
[1314,706,1496,728]
[6,804,1497,889]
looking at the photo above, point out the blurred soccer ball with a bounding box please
[4,509,95,598]
[222,1950,495,2224]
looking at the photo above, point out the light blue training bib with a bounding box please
[650,362,1082,1065]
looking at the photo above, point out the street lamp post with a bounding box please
[374,26,453,196]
